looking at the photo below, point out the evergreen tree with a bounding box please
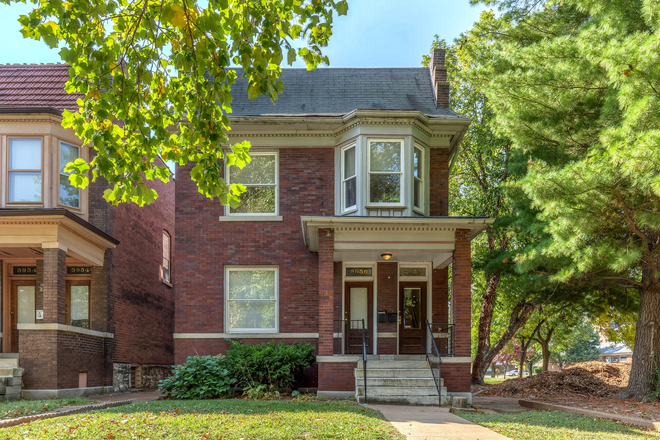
[465,0,660,398]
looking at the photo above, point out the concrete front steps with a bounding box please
[355,355,448,406]
[0,354,22,401]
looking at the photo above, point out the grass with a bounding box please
[0,397,95,419]
[3,398,404,439]
[457,410,660,440]
[484,377,509,385]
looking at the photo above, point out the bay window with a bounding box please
[7,138,42,203]
[227,152,278,215]
[225,267,278,333]
[342,144,357,211]
[413,144,424,212]
[368,140,403,204]
[59,142,80,208]
[163,230,171,283]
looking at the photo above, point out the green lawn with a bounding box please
[4,399,404,439]
[0,397,95,419]
[484,377,509,385]
[458,410,660,440]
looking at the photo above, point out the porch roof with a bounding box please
[0,209,119,266]
[301,216,492,268]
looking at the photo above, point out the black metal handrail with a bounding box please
[333,319,368,404]
[360,318,367,404]
[425,319,443,406]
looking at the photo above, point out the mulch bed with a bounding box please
[474,361,660,421]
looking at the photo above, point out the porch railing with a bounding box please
[425,321,454,406]
[334,319,368,404]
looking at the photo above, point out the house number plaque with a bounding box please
[400,267,426,277]
[13,266,37,275]
[67,266,92,275]
[346,267,372,277]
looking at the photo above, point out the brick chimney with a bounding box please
[429,48,449,108]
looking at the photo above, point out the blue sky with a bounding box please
[0,1,486,67]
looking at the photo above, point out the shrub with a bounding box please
[224,340,315,391]
[534,367,543,374]
[159,355,236,399]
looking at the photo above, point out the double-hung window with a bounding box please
[7,138,42,203]
[59,142,80,208]
[227,152,278,215]
[413,144,424,212]
[225,267,278,333]
[341,144,357,211]
[368,139,403,204]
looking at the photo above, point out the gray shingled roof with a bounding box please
[227,68,461,117]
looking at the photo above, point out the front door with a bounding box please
[10,281,36,353]
[399,282,427,354]
[344,282,373,354]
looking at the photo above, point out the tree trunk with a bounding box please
[528,361,534,376]
[471,274,501,385]
[535,326,554,373]
[473,301,537,384]
[619,283,660,399]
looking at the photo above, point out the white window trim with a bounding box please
[367,138,405,207]
[341,143,357,213]
[413,144,424,214]
[58,141,82,210]
[6,137,44,205]
[224,265,279,334]
[223,150,279,217]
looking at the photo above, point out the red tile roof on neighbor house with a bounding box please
[0,63,80,112]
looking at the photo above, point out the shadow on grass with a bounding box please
[98,398,386,420]
[459,410,658,438]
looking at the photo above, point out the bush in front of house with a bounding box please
[158,355,236,399]
[224,339,315,391]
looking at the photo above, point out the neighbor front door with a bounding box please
[399,282,427,354]
[10,281,36,353]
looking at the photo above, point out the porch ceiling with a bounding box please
[0,209,119,266]
[301,216,493,269]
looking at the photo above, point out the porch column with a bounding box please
[318,228,334,356]
[42,245,67,324]
[452,229,471,357]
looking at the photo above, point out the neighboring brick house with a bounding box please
[175,50,492,404]
[598,342,633,364]
[0,64,175,398]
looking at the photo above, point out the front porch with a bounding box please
[302,215,490,403]
[0,209,118,396]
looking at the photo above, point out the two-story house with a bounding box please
[175,50,492,405]
[0,63,175,399]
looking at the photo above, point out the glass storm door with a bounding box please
[399,282,427,354]
[11,281,36,353]
[344,282,373,354]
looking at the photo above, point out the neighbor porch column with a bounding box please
[318,228,334,356]
[452,229,471,357]
[42,245,67,324]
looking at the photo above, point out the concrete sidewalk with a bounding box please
[370,405,511,440]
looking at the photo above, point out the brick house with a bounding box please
[0,64,175,399]
[175,50,491,404]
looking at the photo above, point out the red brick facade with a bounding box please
[174,145,474,395]
[13,170,175,391]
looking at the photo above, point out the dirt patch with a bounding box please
[474,362,660,421]
[478,362,631,398]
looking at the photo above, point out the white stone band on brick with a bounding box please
[16,323,114,339]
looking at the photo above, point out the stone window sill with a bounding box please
[218,216,283,222]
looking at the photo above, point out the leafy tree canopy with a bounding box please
[2,0,347,205]
[464,0,660,398]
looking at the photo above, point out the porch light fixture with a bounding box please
[381,253,393,261]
